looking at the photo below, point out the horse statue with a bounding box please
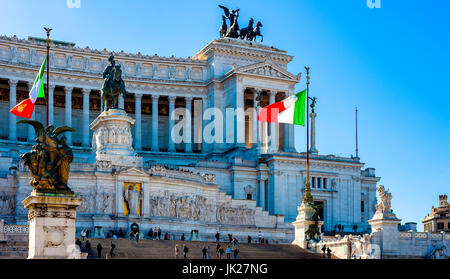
[226,16,240,39]
[252,21,263,42]
[240,18,254,40]
[101,55,127,111]
[219,15,228,38]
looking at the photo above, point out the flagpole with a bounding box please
[302,66,313,203]
[44,27,52,127]
[355,106,359,158]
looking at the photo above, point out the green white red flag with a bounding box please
[10,57,47,119]
[257,89,306,126]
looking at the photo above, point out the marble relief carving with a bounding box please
[148,191,255,225]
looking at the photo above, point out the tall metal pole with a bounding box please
[355,106,359,158]
[44,27,52,127]
[302,67,313,203]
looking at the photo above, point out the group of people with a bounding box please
[321,245,333,259]
[214,231,269,245]
[75,239,116,259]
[332,224,359,235]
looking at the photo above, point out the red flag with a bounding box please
[10,98,35,119]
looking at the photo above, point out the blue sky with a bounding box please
[1,0,449,227]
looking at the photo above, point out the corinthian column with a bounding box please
[82,88,90,147]
[151,94,159,152]
[184,96,193,153]
[65,86,73,145]
[48,84,55,126]
[134,93,142,150]
[8,79,18,141]
[269,90,277,152]
[26,82,35,142]
[253,89,262,150]
[168,95,176,152]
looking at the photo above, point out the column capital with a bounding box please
[8,79,18,87]
[81,88,91,96]
[254,88,263,94]
[48,84,56,91]
[135,93,143,100]
[185,96,193,103]
[151,94,160,101]
[268,90,278,96]
[168,95,177,103]
[65,86,74,93]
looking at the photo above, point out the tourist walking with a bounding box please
[215,232,220,242]
[81,229,86,241]
[257,231,263,243]
[247,235,252,243]
[183,244,189,259]
[158,227,162,240]
[86,228,90,239]
[218,245,225,259]
[110,241,116,258]
[153,227,158,239]
[202,246,207,259]
[228,234,233,243]
[327,247,332,259]
[97,243,103,258]
[181,233,185,241]
[232,237,238,248]
[233,247,240,259]
[175,244,180,258]
[148,228,153,240]
[321,245,327,257]
[226,245,232,259]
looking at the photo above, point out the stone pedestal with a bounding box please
[292,202,323,248]
[90,109,142,167]
[368,211,401,258]
[22,193,82,259]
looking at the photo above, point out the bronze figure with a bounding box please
[18,120,75,194]
[101,55,127,111]
[218,5,263,42]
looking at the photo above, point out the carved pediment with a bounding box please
[118,167,149,177]
[234,60,300,81]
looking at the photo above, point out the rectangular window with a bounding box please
[311,177,315,188]
[323,178,327,189]
[437,222,444,230]
[318,178,322,188]
[361,200,365,213]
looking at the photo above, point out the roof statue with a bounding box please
[18,120,75,194]
[218,5,263,42]
[101,55,127,111]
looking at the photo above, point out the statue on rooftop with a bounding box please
[101,55,127,111]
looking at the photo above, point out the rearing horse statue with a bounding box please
[101,55,127,111]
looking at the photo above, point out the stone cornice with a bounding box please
[193,38,294,65]
[0,35,206,65]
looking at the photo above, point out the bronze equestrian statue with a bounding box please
[239,18,254,40]
[101,55,127,111]
[18,120,75,194]
[219,15,228,38]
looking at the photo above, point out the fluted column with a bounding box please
[184,96,193,153]
[8,79,18,141]
[269,90,277,152]
[82,88,90,147]
[151,94,159,152]
[48,84,55,126]
[26,82,35,142]
[253,89,262,151]
[134,93,142,150]
[65,86,73,145]
[201,96,207,153]
[168,95,176,152]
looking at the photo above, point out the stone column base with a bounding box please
[292,202,323,248]
[22,193,82,259]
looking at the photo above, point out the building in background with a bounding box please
[0,35,380,240]
[423,195,450,232]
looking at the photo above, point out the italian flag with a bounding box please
[10,57,47,119]
[257,89,306,126]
